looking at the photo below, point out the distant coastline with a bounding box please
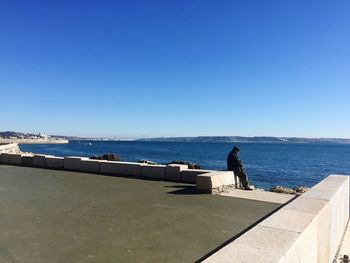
[136,136,350,144]
[0,131,68,144]
[0,139,68,144]
[2,131,350,145]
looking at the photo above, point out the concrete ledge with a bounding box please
[181,169,213,184]
[33,155,49,168]
[80,159,101,173]
[64,157,87,171]
[220,189,294,204]
[204,174,350,263]
[46,156,64,169]
[100,161,143,177]
[197,171,235,193]
[142,165,167,179]
[165,164,188,181]
[0,153,10,164]
[21,155,34,166]
[8,154,22,165]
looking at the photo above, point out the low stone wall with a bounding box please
[0,153,238,192]
[197,171,236,193]
[0,143,20,154]
[203,174,350,263]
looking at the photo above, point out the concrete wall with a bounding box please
[46,156,64,169]
[142,164,166,179]
[80,159,101,173]
[203,174,350,263]
[100,161,144,177]
[197,171,235,193]
[21,155,34,167]
[166,164,188,181]
[0,152,240,191]
[33,155,50,168]
[8,154,22,165]
[181,169,213,183]
[64,157,88,171]
[0,153,10,164]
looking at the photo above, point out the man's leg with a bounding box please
[238,172,249,189]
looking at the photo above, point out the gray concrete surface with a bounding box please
[0,165,280,263]
[220,189,294,204]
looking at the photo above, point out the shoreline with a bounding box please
[0,139,69,144]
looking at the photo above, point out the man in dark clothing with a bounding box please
[227,146,254,190]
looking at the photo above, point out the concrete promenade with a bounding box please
[0,165,280,263]
[1,145,349,262]
[220,188,295,204]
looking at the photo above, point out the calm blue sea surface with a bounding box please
[19,141,350,190]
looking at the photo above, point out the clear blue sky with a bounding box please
[1,0,349,138]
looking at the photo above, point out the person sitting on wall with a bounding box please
[227,146,254,190]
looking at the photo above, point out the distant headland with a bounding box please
[0,131,68,144]
[1,131,350,144]
[136,136,350,144]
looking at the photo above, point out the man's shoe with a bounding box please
[245,185,255,191]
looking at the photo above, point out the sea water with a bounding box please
[19,141,350,190]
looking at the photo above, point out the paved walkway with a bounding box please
[0,165,281,263]
[219,189,295,204]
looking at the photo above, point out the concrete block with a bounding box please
[234,225,299,254]
[181,169,213,184]
[329,194,340,260]
[313,175,348,191]
[142,165,166,179]
[316,201,331,263]
[333,179,349,257]
[283,196,328,215]
[258,209,315,233]
[203,243,284,263]
[284,217,318,263]
[100,161,143,177]
[46,156,64,169]
[8,153,22,165]
[33,155,48,167]
[21,155,34,166]
[284,195,331,261]
[165,164,188,181]
[302,188,337,201]
[197,171,235,193]
[80,159,101,174]
[0,153,10,164]
[64,156,87,171]
[302,175,349,261]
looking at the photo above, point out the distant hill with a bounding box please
[137,136,350,144]
[0,131,46,139]
[2,131,349,144]
[0,131,101,141]
[0,131,70,144]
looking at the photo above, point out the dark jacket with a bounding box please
[227,151,244,174]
